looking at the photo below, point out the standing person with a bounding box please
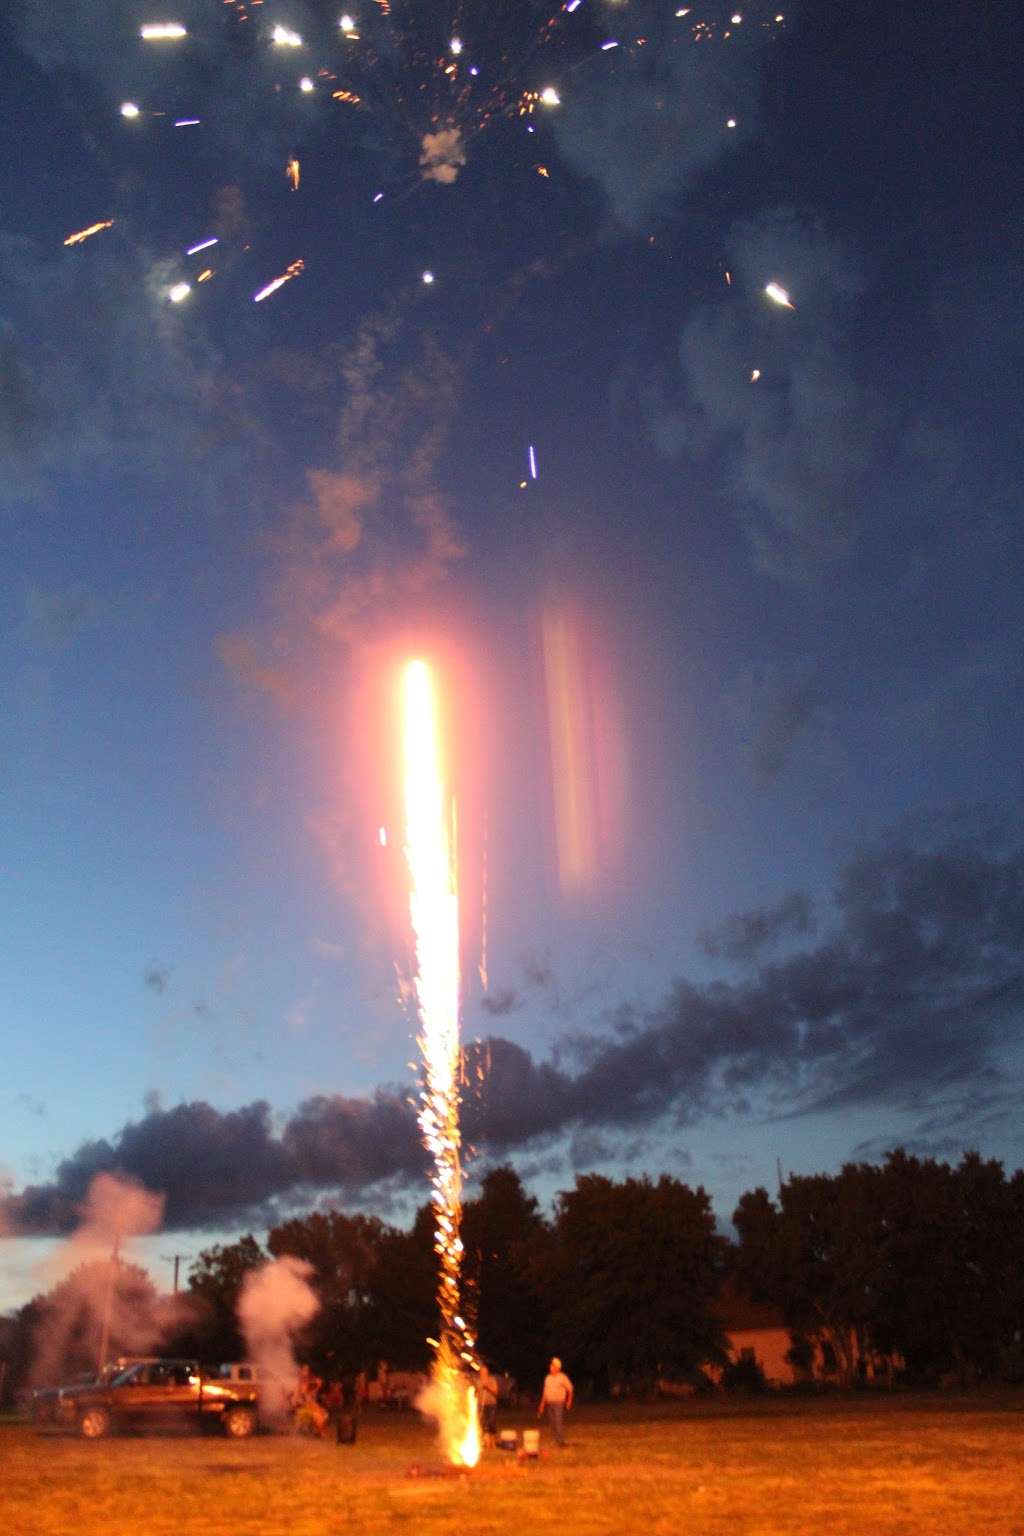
[477,1363,499,1448]
[538,1356,573,1445]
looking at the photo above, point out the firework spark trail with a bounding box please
[253,258,304,302]
[63,220,114,247]
[402,660,479,1468]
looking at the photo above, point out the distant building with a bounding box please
[709,1276,809,1387]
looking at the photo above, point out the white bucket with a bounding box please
[522,1428,540,1457]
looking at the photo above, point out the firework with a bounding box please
[139,22,186,40]
[764,281,795,309]
[167,281,191,303]
[186,237,218,256]
[271,23,302,47]
[402,660,479,1469]
[253,259,304,303]
[63,220,114,247]
[287,157,301,190]
[528,444,538,479]
[120,102,140,118]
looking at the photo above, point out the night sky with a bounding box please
[2,0,1023,1307]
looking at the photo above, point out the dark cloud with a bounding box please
[144,963,170,996]
[728,661,829,784]
[479,987,522,1017]
[553,1,776,229]
[5,815,1022,1235]
[700,890,815,964]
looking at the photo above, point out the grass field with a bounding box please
[3,1395,1023,1536]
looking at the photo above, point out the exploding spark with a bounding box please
[373,191,384,202]
[63,219,114,246]
[764,281,795,309]
[299,75,314,91]
[168,281,191,303]
[528,444,538,479]
[272,23,302,46]
[536,164,550,177]
[601,39,619,49]
[140,22,186,39]
[726,117,736,128]
[339,13,355,30]
[287,156,301,189]
[332,89,361,104]
[450,36,463,54]
[174,117,200,126]
[422,270,435,284]
[186,237,218,255]
[750,368,761,381]
[402,661,478,1469]
[566,0,582,10]
[120,101,140,118]
[731,12,743,21]
[675,6,690,13]
[253,258,304,302]
[540,86,561,106]
[196,268,214,283]
[724,269,732,284]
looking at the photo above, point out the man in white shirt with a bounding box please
[537,1356,573,1445]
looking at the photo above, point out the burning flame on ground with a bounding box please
[402,659,479,1468]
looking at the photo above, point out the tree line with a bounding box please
[3,1149,1023,1405]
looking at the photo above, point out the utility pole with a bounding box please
[161,1253,189,1293]
[96,1234,122,1374]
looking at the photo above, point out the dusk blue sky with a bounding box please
[2,0,1023,1307]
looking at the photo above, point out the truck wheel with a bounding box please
[80,1407,111,1440]
[224,1406,257,1439]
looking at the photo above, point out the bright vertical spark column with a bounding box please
[402,660,479,1466]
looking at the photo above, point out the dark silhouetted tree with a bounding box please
[461,1165,552,1386]
[538,1173,727,1395]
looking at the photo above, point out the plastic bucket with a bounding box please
[522,1429,540,1457]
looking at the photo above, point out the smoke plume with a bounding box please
[236,1256,319,1423]
[29,1171,174,1388]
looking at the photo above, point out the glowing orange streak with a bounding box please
[402,660,479,1467]
[64,220,114,247]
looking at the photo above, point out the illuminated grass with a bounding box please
[3,1396,1023,1535]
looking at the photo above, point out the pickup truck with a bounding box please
[58,1358,261,1440]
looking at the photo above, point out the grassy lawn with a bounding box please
[3,1395,1023,1535]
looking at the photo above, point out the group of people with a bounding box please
[474,1355,574,1448]
[290,1365,359,1441]
[288,1356,575,1448]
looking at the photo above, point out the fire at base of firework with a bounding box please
[405,1462,475,1479]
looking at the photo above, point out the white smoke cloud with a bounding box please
[236,1256,319,1423]
[29,1171,173,1389]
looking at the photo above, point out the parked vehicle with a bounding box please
[57,1358,261,1440]
[30,1357,160,1423]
